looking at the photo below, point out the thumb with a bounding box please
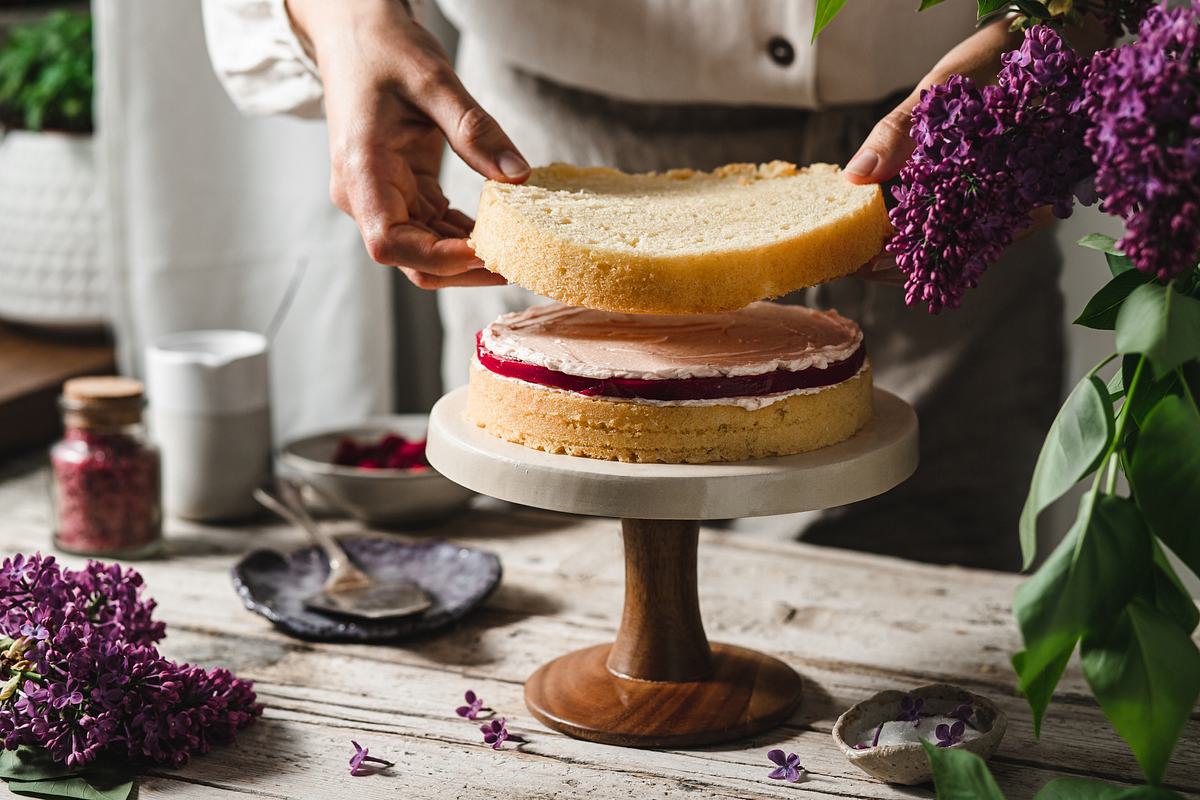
[420,74,530,184]
[844,90,920,185]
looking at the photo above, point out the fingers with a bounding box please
[853,254,907,287]
[362,223,482,273]
[411,69,530,184]
[844,92,919,185]
[399,266,508,290]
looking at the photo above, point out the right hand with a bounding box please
[287,0,530,289]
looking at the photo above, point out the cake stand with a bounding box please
[427,387,918,748]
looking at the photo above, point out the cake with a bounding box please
[469,162,889,315]
[467,302,873,464]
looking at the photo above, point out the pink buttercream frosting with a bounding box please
[479,302,863,381]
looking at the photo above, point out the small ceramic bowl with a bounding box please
[832,683,1008,786]
[278,414,474,526]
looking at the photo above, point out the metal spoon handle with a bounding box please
[255,483,371,590]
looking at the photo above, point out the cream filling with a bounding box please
[481,301,863,381]
[475,360,868,411]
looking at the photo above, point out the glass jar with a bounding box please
[49,376,162,558]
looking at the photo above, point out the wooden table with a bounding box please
[0,459,1197,799]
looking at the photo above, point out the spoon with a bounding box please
[253,480,432,620]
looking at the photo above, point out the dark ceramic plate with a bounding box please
[231,537,502,642]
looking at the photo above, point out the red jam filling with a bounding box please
[475,332,866,402]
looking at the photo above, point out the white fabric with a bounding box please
[205,0,978,114]
[96,0,394,443]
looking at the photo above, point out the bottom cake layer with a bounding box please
[467,360,874,464]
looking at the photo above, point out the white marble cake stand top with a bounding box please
[426,387,918,520]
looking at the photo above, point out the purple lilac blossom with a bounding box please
[1084,2,1200,280]
[766,749,806,782]
[455,689,490,720]
[948,702,974,723]
[896,695,925,726]
[887,26,1091,312]
[349,740,394,776]
[479,718,524,750]
[0,554,261,769]
[935,720,967,747]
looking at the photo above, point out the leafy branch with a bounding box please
[0,11,94,134]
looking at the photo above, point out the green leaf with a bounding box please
[1145,542,1199,635]
[1107,252,1136,277]
[1106,368,1125,401]
[1129,395,1200,578]
[1011,645,1072,737]
[1019,375,1114,568]
[976,0,1012,13]
[0,748,75,782]
[1035,778,1186,799]
[922,741,1007,800]
[1115,283,1200,379]
[919,0,950,8]
[1128,371,1181,427]
[1013,494,1152,734]
[811,0,848,40]
[1075,271,1152,330]
[1081,599,1200,784]
[6,774,134,800]
[1078,233,1123,255]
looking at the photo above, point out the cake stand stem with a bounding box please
[524,517,804,748]
[607,519,713,682]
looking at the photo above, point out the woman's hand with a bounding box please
[845,19,1020,187]
[844,19,1022,285]
[287,0,529,289]
[845,17,1111,285]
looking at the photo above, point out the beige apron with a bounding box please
[439,39,1064,570]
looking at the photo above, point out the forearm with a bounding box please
[285,0,412,71]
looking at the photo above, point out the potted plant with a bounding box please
[0,10,107,331]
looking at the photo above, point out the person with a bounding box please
[202,0,1093,570]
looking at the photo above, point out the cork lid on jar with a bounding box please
[61,376,145,428]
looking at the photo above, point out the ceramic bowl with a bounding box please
[231,537,501,642]
[832,683,1008,786]
[278,414,475,526]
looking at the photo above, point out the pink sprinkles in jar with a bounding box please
[51,377,162,557]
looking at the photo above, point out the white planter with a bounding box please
[0,129,108,330]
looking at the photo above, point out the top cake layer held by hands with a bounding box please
[469,161,889,314]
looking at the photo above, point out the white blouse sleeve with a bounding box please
[200,0,325,118]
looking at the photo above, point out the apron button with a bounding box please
[767,36,795,67]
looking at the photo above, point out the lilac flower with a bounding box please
[896,695,925,726]
[888,26,1091,312]
[948,702,974,723]
[349,740,394,776]
[852,722,885,749]
[479,718,524,750]
[1083,2,1200,280]
[455,689,491,720]
[766,749,806,782]
[935,720,967,748]
[0,553,262,769]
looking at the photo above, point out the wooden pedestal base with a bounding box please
[523,519,803,748]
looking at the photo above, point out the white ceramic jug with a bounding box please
[145,330,271,521]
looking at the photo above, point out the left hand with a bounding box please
[845,17,1112,286]
[845,19,1022,285]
